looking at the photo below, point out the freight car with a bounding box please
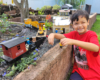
[24,18,46,37]
[24,18,39,28]
[0,37,46,62]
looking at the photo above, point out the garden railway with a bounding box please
[0,0,99,80]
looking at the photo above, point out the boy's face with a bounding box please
[72,16,89,34]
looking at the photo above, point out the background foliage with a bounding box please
[55,0,85,9]
[0,14,10,33]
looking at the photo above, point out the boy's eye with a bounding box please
[75,23,78,25]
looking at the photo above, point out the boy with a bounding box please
[48,10,100,80]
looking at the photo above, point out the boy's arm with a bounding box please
[53,33,66,39]
[48,33,65,45]
[73,40,99,52]
[61,38,99,52]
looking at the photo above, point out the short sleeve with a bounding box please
[89,32,99,56]
[63,31,76,39]
[89,32,99,46]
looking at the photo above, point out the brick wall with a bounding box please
[13,44,73,80]
[88,13,97,30]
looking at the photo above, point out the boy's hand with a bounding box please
[48,33,54,45]
[60,38,73,46]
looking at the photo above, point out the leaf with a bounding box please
[11,65,15,70]
[5,67,18,77]
[31,62,37,66]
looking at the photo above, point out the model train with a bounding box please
[0,18,48,62]
[0,37,46,62]
[24,18,46,36]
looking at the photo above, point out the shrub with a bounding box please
[41,6,47,11]
[0,1,3,5]
[46,6,51,9]
[29,11,35,15]
[0,13,10,33]
[38,10,44,15]
[52,4,61,10]
[36,8,40,10]
[45,20,53,29]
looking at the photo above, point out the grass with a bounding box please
[91,15,100,43]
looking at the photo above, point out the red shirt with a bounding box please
[64,30,100,80]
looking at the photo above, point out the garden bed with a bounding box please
[0,20,60,80]
[9,15,41,22]
[0,12,97,80]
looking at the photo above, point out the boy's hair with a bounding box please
[70,10,89,24]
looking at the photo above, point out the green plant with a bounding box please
[9,29,12,32]
[6,65,18,77]
[5,49,39,77]
[91,15,100,43]
[45,20,53,29]
[0,13,10,33]
[52,4,61,10]
[36,8,40,10]
[46,6,51,9]
[0,28,6,33]
[74,0,85,9]
[29,11,35,15]
[41,6,47,11]
[0,1,3,5]
[38,10,44,15]
[57,12,59,15]
[55,0,85,9]
[0,52,4,63]
[0,22,3,26]
[0,7,1,10]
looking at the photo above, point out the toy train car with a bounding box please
[24,18,45,29]
[24,18,47,37]
[0,37,46,62]
[24,18,39,29]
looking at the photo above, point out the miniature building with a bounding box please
[59,9,70,16]
[70,9,77,14]
[0,37,26,62]
[60,4,77,15]
[53,16,70,33]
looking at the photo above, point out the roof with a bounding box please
[65,4,73,7]
[61,4,73,9]
[0,37,26,48]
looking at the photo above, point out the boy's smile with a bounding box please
[72,16,89,35]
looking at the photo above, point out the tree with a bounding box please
[13,0,29,22]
